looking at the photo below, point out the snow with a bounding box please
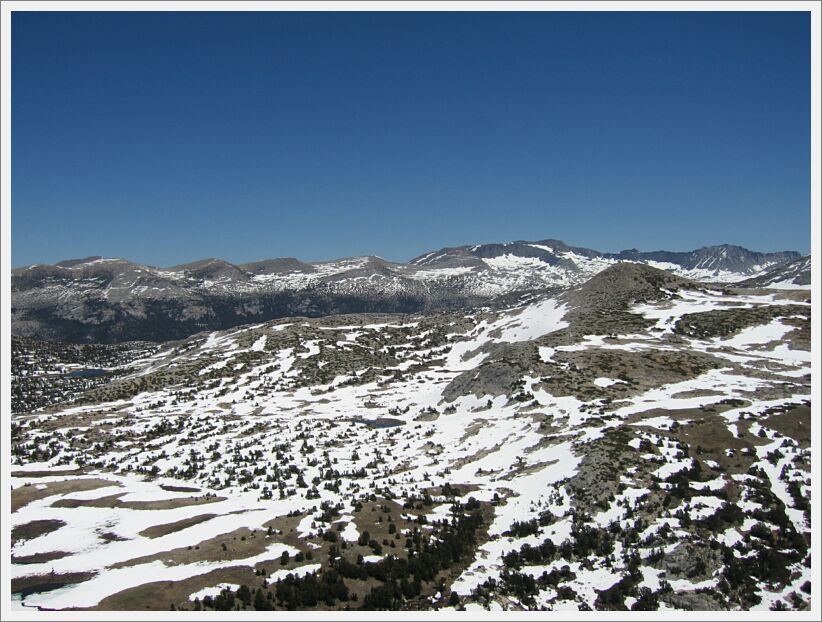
[11,472,302,605]
[483,254,550,271]
[754,438,808,533]
[613,368,767,420]
[632,288,804,336]
[250,335,267,352]
[690,476,727,492]
[593,377,624,388]
[298,340,321,358]
[296,513,316,537]
[687,495,726,521]
[266,563,321,583]
[421,313,558,372]
[538,346,556,363]
[189,583,239,601]
[716,527,744,548]
[652,462,688,482]
[408,266,477,280]
[487,298,568,343]
[714,319,794,349]
[764,279,810,290]
[639,565,664,591]
[339,520,360,543]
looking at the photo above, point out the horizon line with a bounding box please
[12,239,811,271]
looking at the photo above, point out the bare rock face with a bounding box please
[656,543,721,581]
[663,592,725,611]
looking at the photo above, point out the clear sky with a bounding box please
[11,10,811,268]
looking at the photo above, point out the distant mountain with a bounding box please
[736,255,810,289]
[412,240,799,281]
[12,240,802,343]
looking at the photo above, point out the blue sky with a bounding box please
[12,10,811,267]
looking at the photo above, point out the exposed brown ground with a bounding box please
[12,551,73,565]
[92,566,259,611]
[11,519,66,544]
[159,484,201,493]
[52,493,225,510]
[139,513,218,539]
[11,468,89,478]
[761,403,811,447]
[12,478,120,512]
[625,400,748,427]
[668,389,725,399]
[11,571,96,596]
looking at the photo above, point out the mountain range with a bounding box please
[12,239,808,343]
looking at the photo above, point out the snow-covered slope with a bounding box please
[736,255,810,290]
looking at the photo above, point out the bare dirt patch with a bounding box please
[53,493,225,510]
[11,468,89,478]
[12,551,73,565]
[51,493,127,508]
[625,401,748,428]
[11,519,66,544]
[669,389,725,399]
[536,348,723,402]
[139,513,218,539]
[92,566,257,611]
[160,484,201,493]
[670,415,758,479]
[12,478,120,512]
[761,403,811,447]
[11,571,96,598]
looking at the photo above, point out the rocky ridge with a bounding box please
[12,240,804,343]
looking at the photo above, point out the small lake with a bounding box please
[12,579,85,610]
[351,417,405,428]
[66,368,108,378]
